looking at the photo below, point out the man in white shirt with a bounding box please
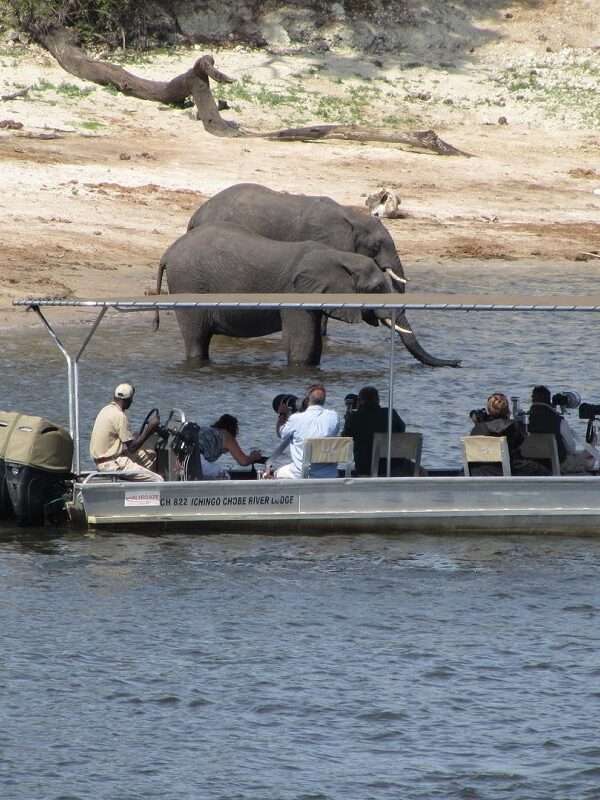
[274,384,340,479]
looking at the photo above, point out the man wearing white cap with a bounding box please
[89,383,163,481]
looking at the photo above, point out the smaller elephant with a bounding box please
[156,224,400,366]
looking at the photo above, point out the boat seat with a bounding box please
[81,470,147,484]
[462,435,511,476]
[302,437,354,478]
[520,433,561,476]
[370,432,423,477]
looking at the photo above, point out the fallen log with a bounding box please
[261,124,470,156]
[28,26,471,155]
[1,87,31,101]
[36,26,238,137]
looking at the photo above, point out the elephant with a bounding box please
[186,182,459,368]
[157,223,430,366]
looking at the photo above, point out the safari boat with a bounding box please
[8,292,600,534]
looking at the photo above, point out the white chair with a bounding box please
[370,432,423,477]
[520,433,560,476]
[462,435,511,476]
[301,437,354,478]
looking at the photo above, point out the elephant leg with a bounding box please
[281,310,323,366]
[175,309,213,361]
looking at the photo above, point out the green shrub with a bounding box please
[0,0,148,48]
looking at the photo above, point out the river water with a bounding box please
[2,260,600,798]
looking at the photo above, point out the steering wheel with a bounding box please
[141,407,160,433]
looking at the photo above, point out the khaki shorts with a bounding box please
[96,449,163,482]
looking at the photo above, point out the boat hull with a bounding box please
[74,476,600,534]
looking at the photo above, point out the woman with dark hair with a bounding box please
[199,414,262,479]
[342,385,406,476]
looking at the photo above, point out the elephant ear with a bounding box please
[341,209,381,258]
[293,252,388,323]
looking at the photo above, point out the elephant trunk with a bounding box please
[381,313,461,368]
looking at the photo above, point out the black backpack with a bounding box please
[170,422,203,480]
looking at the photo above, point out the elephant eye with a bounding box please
[362,240,377,257]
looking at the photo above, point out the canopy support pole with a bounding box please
[386,309,396,478]
[32,305,75,440]
[73,308,107,474]
[30,305,107,475]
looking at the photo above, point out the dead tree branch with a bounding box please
[29,27,470,155]
[1,87,31,101]
[261,124,470,156]
[35,26,238,136]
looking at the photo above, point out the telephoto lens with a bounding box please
[552,391,581,410]
[469,408,487,424]
[344,393,358,412]
[272,394,298,414]
[579,402,600,420]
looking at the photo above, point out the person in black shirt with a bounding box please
[528,385,591,473]
[528,385,568,463]
[342,386,406,476]
[470,392,548,476]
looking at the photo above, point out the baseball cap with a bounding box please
[114,383,135,400]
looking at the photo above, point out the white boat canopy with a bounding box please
[13,292,600,312]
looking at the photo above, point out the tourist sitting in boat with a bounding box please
[274,383,340,479]
[341,385,408,476]
[89,383,163,481]
[343,393,358,428]
[528,385,591,474]
[469,392,549,476]
[199,414,263,479]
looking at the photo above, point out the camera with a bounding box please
[469,408,489,424]
[552,391,581,411]
[344,393,358,413]
[579,402,600,420]
[272,393,298,415]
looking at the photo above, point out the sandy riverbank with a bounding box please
[1,1,599,330]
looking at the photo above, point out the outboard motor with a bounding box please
[3,413,73,526]
[0,410,20,519]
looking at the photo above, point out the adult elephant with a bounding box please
[157,224,429,366]
[186,183,459,368]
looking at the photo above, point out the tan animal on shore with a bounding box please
[365,188,402,219]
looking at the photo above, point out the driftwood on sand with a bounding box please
[28,25,471,156]
[1,87,30,101]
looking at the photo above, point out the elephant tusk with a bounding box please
[382,317,412,335]
[385,268,407,285]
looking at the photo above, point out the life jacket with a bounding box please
[527,403,567,462]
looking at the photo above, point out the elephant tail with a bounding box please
[153,260,167,332]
